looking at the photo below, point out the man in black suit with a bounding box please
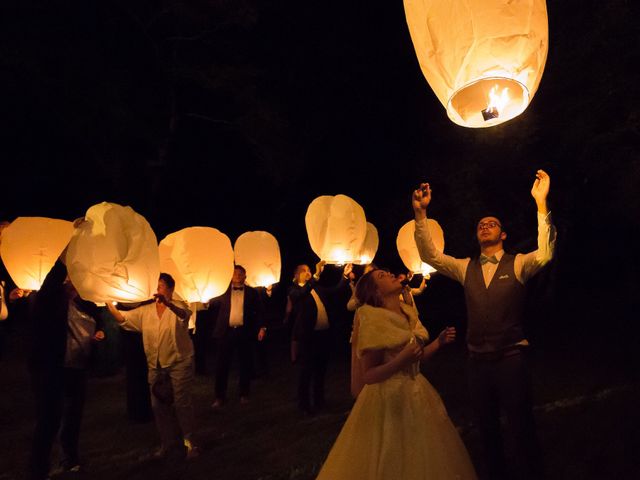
[209,265,265,408]
[292,263,351,415]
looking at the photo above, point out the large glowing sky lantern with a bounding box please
[305,194,367,265]
[396,219,445,276]
[404,0,548,127]
[159,227,235,302]
[0,217,74,290]
[355,223,379,265]
[234,231,281,288]
[66,202,160,303]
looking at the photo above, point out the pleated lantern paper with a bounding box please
[66,202,160,303]
[233,231,281,288]
[305,194,367,265]
[159,227,235,303]
[396,219,445,276]
[404,0,548,127]
[0,217,74,290]
[355,223,379,265]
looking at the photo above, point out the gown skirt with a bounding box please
[316,371,477,480]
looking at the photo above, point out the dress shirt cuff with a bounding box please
[537,211,552,225]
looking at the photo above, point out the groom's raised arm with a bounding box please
[412,183,469,285]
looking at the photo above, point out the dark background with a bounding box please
[1,0,639,362]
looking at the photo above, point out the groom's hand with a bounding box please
[530,169,550,215]
[412,183,432,220]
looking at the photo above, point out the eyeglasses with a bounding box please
[477,221,501,230]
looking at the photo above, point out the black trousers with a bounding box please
[468,350,543,480]
[297,329,331,412]
[122,330,152,422]
[29,367,87,480]
[214,327,253,400]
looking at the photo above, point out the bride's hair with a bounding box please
[355,270,384,308]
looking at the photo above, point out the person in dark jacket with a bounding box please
[291,263,351,415]
[28,258,104,479]
[209,265,265,408]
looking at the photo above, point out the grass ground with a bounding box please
[1,323,638,480]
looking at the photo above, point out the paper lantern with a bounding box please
[305,194,367,264]
[159,227,235,302]
[396,219,444,276]
[354,223,379,265]
[0,217,74,290]
[66,202,160,303]
[404,0,548,127]
[233,231,281,288]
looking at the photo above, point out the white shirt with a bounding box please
[311,289,329,331]
[120,300,193,369]
[414,212,556,288]
[229,287,245,327]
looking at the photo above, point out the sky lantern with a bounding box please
[404,0,548,127]
[396,219,445,276]
[0,217,74,290]
[159,227,235,302]
[305,194,367,265]
[354,222,379,265]
[66,202,160,304]
[233,231,281,288]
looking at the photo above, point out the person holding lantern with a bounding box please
[412,169,556,479]
[317,268,477,479]
[106,273,200,461]
[291,262,352,415]
[283,261,325,325]
[28,255,105,479]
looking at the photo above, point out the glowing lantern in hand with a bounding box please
[355,223,379,265]
[305,194,367,264]
[0,217,74,290]
[159,227,234,302]
[66,202,160,303]
[396,219,444,276]
[404,0,548,127]
[233,231,281,288]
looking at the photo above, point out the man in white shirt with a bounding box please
[412,170,556,479]
[107,273,199,460]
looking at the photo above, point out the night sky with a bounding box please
[2,1,639,350]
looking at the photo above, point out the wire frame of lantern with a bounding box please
[305,194,368,265]
[404,0,548,127]
[0,217,75,290]
[159,227,235,303]
[354,222,379,265]
[396,219,445,276]
[233,231,281,288]
[66,202,160,304]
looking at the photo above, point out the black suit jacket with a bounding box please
[209,285,264,339]
[291,292,320,344]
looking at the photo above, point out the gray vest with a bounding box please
[463,253,526,353]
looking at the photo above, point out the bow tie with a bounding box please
[479,255,499,265]
[232,287,244,291]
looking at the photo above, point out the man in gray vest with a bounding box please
[412,170,556,479]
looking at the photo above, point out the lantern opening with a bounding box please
[448,77,529,128]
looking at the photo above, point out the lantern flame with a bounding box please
[482,85,510,121]
[330,249,348,266]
